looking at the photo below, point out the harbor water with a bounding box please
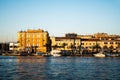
[0,56,120,80]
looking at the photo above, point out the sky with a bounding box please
[0,0,120,42]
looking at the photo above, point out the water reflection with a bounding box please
[0,56,120,80]
[16,56,47,63]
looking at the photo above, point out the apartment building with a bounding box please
[17,29,51,52]
[50,33,120,52]
[51,37,81,50]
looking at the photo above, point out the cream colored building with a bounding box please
[50,33,120,52]
[17,29,51,52]
[51,37,81,50]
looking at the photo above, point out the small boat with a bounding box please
[61,50,71,56]
[106,53,120,57]
[93,52,105,57]
[35,52,45,56]
[20,51,33,56]
[35,52,51,56]
[50,50,62,56]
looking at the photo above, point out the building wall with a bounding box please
[51,37,81,50]
[9,42,18,51]
[17,29,50,52]
[51,36,120,52]
[0,43,9,52]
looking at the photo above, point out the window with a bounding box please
[110,42,113,44]
[104,42,108,44]
[81,43,84,45]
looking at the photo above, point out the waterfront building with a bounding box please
[51,33,81,51]
[0,43,9,52]
[9,42,18,51]
[51,37,81,51]
[50,33,120,53]
[77,35,93,39]
[17,29,51,53]
[94,32,108,38]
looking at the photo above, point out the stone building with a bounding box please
[17,29,51,53]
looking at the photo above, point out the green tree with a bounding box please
[109,45,113,52]
[62,43,67,50]
[69,44,75,54]
[52,44,59,50]
[93,44,101,53]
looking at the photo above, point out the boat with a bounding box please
[20,51,33,56]
[61,50,71,56]
[35,52,45,56]
[34,52,51,56]
[50,50,62,56]
[93,52,105,57]
[43,52,52,57]
[105,53,120,57]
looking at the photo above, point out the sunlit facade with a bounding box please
[51,33,120,52]
[50,37,81,50]
[17,29,51,52]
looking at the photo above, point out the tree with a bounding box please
[69,44,76,54]
[52,44,59,50]
[93,44,101,53]
[109,45,114,52]
[103,45,109,52]
[62,43,67,50]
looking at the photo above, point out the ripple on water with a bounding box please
[0,56,120,80]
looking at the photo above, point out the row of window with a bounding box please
[81,43,96,45]
[56,39,79,42]
[56,43,80,46]
[103,42,119,44]
[55,42,120,46]
[18,34,47,38]
[26,44,40,46]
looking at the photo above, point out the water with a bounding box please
[0,56,120,80]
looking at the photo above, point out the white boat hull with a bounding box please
[93,53,105,57]
[50,50,62,57]
[52,54,61,57]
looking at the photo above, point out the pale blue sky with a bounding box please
[0,0,120,42]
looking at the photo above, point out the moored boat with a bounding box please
[93,52,105,57]
[61,50,71,56]
[50,50,62,56]
[105,53,120,57]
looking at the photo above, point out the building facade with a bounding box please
[9,42,18,51]
[50,33,120,53]
[0,43,9,52]
[17,29,51,53]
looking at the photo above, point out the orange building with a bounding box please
[17,29,51,53]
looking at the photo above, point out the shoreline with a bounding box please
[1,53,120,58]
